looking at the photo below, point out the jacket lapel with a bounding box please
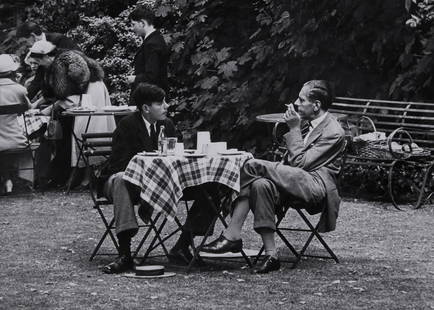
[304,113,332,148]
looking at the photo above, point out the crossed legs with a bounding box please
[223,178,279,258]
[202,159,326,273]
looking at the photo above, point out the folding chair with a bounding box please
[253,138,347,269]
[0,104,38,191]
[81,132,180,262]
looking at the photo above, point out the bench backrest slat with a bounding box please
[331,97,434,153]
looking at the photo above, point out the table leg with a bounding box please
[66,115,92,193]
[186,186,253,273]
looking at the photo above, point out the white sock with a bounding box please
[5,179,13,193]
[265,249,277,258]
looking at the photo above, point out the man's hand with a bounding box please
[283,103,301,129]
[126,75,136,84]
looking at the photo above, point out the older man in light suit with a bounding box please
[202,80,346,273]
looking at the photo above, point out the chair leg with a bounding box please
[187,215,218,273]
[296,209,339,264]
[200,186,253,268]
[275,229,301,260]
[274,209,300,258]
[90,216,118,261]
[253,246,264,265]
[139,216,170,265]
[132,223,155,259]
[216,211,253,268]
[145,221,182,254]
[415,163,434,209]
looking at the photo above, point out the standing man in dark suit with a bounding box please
[202,80,346,273]
[127,6,169,105]
[102,83,217,274]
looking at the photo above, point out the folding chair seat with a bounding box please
[81,132,179,262]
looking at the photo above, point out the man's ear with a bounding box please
[314,100,321,112]
[142,104,149,113]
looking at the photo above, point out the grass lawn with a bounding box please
[0,191,433,310]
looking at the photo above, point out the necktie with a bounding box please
[303,121,313,146]
[150,124,158,150]
[301,121,312,138]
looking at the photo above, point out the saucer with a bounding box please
[218,150,244,156]
[102,106,131,112]
[138,152,161,156]
[184,153,206,158]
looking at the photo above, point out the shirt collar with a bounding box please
[144,29,156,40]
[40,33,47,41]
[310,112,328,129]
[141,114,155,133]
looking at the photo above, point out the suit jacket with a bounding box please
[284,113,345,232]
[105,111,176,177]
[130,31,169,103]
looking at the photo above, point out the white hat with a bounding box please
[0,54,20,73]
[29,40,56,55]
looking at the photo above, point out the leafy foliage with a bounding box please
[1,0,432,196]
[2,0,434,150]
[160,0,424,149]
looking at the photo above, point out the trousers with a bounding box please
[240,159,326,232]
[104,172,219,237]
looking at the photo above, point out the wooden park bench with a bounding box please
[329,97,434,210]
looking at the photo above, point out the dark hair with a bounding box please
[16,22,43,38]
[129,6,156,25]
[133,83,166,111]
[303,80,334,110]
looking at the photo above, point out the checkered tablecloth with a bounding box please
[21,114,50,135]
[123,153,254,221]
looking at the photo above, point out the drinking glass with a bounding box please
[167,137,178,155]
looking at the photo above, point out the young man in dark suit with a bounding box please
[202,80,346,273]
[102,83,217,274]
[127,6,169,104]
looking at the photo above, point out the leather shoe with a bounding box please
[201,234,242,254]
[256,255,280,274]
[168,247,193,265]
[102,255,134,274]
[168,247,206,266]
